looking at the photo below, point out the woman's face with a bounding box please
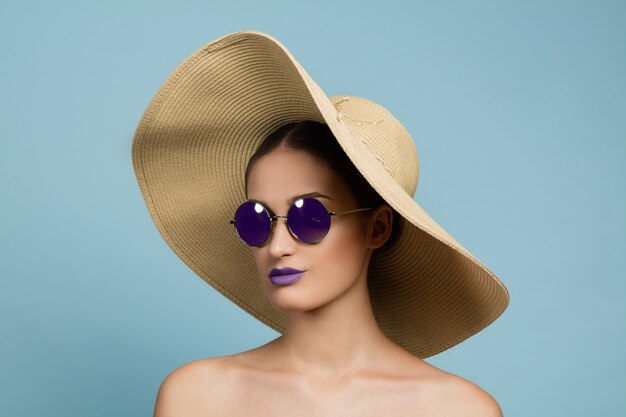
[245,145,379,312]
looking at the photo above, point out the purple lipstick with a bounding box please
[269,267,306,285]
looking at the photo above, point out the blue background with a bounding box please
[1,1,624,416]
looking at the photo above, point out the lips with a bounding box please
[269,267,306,285]
[270,267,305,277]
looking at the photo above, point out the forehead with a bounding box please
[246,148,351,209]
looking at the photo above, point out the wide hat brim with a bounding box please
[132,30,509,358]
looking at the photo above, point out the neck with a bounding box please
[272,269,397,382]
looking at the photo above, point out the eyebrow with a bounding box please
[248,191,333,209]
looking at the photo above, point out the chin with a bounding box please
[267,290,326,313]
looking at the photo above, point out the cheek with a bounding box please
[251,249,277,296]
[249,248,264,275]
[312,222,369,287]
[249,220,369,310]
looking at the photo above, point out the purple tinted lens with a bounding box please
[233,201,271,246]
[287,198,331,243]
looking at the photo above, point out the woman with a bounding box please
[132,30,509,416]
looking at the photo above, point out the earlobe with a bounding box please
[369,205,393,249]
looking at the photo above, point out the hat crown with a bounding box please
[330,96,420,197]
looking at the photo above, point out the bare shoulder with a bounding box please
[423,366,503,417]
[153,356,232,417]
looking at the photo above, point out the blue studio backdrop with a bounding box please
[1,1,624,416]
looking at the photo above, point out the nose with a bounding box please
[268,216,296,257]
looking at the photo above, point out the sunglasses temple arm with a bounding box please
[330,207,375,216]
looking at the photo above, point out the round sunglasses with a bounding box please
[230,197,375,246]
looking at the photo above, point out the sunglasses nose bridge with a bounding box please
[270,214,288,226]
[272,215,290,229]
[269,214,296,242]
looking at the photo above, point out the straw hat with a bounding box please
[131,29,509,358]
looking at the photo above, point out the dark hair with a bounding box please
[244,120,402,252]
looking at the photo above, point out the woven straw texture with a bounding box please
[132,30,509,358]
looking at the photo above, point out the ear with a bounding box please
[367,204,393,249]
